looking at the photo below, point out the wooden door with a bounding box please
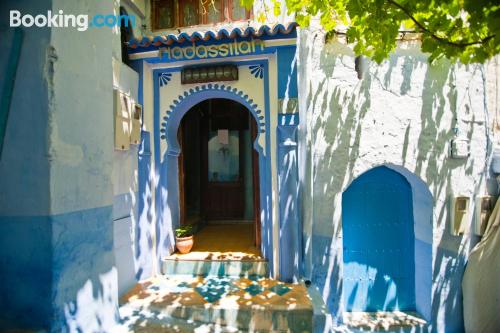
[202,101,246,220]
[203,130,245,219]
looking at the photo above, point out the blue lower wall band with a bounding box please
[0,205,117,331]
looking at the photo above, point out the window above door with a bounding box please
[152,0,252,30]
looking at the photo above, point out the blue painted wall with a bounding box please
[0,216,52,329]
[0,0,51,216]
[112,58,149,296]
[277,115,301,282]
[0,0,119,330]
[0,0,52,329]
[136,130,154,279]
[277,48,298,99]
[50,206,116,332]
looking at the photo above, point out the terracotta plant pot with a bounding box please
[175,235,194,254]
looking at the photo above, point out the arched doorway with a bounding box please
[342,166,416,312]
[177,98,261,254]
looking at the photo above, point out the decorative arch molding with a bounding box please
[154,81,274,275]
[159,83,266,156]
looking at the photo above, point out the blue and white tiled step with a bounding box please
[118,275,313,332]
[161,257,269,277]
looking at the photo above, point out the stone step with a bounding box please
[339,311,428,333]
[119,275,313,332]
[161,258,269,277]
[116,308,242,333]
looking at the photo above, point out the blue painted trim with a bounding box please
[153,71,163,268]
[159,72,172,87]
[277,47,298,99]
[152,60,274,274]
[161,84,266,149]
[128,23,298,49]
[139,43,296,64]
[249,64,265,79]
[277,124,301,282]
[262,60,273,274]
[155,59,268,74]
[278,113,299,126]
[137,130,153,280]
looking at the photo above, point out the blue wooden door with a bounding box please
[342,167,415,312]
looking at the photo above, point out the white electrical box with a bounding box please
[450,195,470,235]
[130,103,142,145]
[114,89,131,150]
[474,196,495,236]
[450,138,469,159]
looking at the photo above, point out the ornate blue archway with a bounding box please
[153,80,274,275]
[161,83,266,155]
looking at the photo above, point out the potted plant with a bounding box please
[175,224,195,254]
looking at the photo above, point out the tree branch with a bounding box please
[386,0,495,48]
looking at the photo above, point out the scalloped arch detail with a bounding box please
[160,84,266,141]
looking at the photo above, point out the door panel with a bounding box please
[204,129,245,219]
[342,167,415,312]
[205,182,244,218]
[202,102,245,220]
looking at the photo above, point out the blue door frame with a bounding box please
[152,68,274,275]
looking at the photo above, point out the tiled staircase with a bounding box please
[117,259,314,332]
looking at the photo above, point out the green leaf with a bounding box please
[253,0,500,63]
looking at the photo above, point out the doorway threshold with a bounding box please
[164,224,266,276]
[206,219,253,225]
[342,311,427,331]
[167,223,263,261]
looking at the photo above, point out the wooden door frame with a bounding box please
[178,123,186,225]
[251,118,261,248]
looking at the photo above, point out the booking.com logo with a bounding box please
[9,10,136,31]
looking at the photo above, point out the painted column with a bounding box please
[277,115,301,282]
[276,46,300,281]
[137,130,153,279]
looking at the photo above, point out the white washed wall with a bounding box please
[298,25,493,331]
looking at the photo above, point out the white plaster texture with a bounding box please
[112,57,139,197]
[297,25,492,330]
[48,0,119,331]
[112,58,141,296]
[49,0,115,214]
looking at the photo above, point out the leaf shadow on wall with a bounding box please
[301,36,484,331]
